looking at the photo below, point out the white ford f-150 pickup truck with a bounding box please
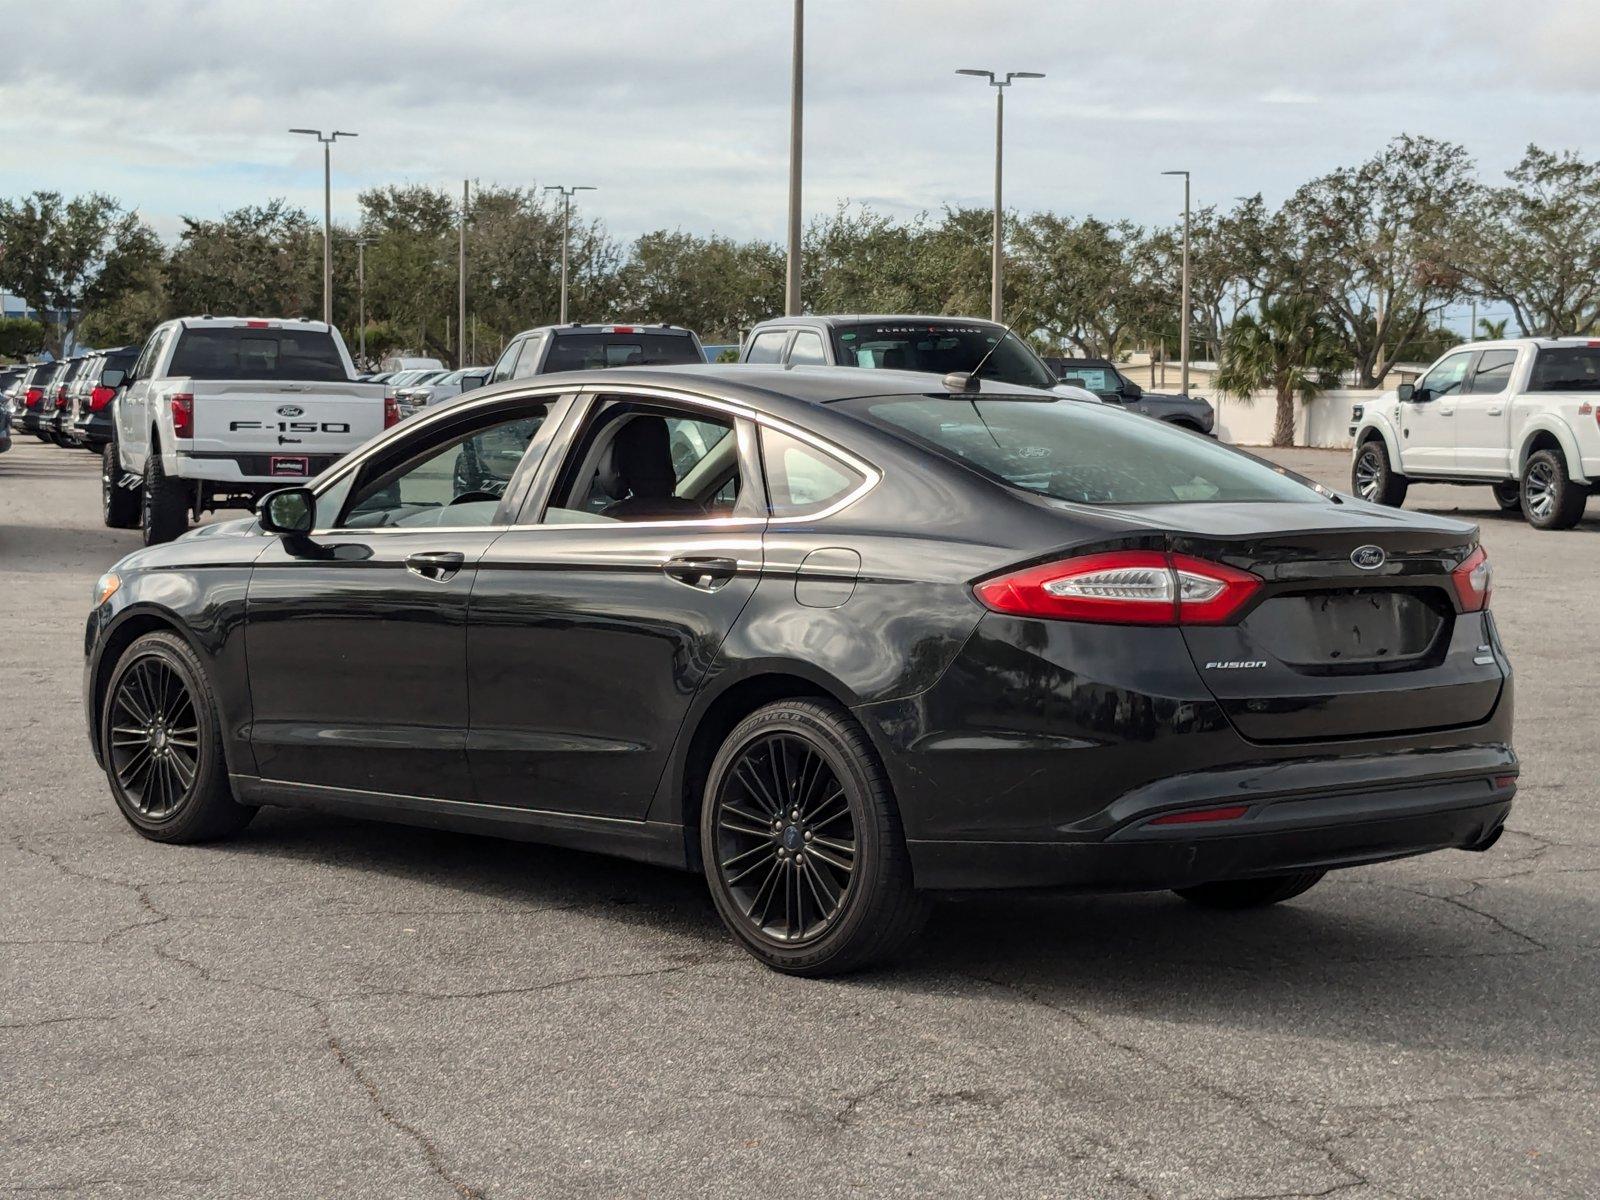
[1349,337,1600,530]
[103,317,392,543]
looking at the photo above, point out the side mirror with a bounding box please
[1397,383,1417,402]
[458,375,485,394]
[101,368,126,388]
[1121,381,1144,400]
[258,487,316,536]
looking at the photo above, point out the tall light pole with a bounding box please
[957,69,1043,323]
[288,128,358,326]
[543,184,596,324]
[785,0,804,315]
[1162,169,1191,397]
[354,235,373,365]
[458,179,469,367]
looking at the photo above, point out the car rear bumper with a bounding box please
[908,776,1514,890]
[170,451,346,485]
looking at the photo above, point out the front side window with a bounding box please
[787,332,827,365]
[836,322,1058,389]
[492,338,525,382]
[545,400,745,524]
[337,406,550,529]
[513,336,546,378]
[850,396,1320,506]
[1529,346,1600,392]
[745,331,788,364]
[1417,351,1471,400]
[1467,349,1517,395]
[761,428,864,517]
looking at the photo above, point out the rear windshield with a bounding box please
[167,327,348,381]
[544,333,701,373]
[835,322,1058,389]
[850,396,1318,506]
[1529,346,1600,392]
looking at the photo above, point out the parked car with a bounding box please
[378,355,445,373]
[46,357,89,445]
[740,315,1100,405]
[1045,356,1215,434]
[84,363,1514,976]
[0,390,10,457]
[1350,337,1600,530]
[488,323,705,384]
[702,343,740,363]
[69,345,140,451]
[14,362,58,440]
[394,366,493,416]
[105,317,391,544]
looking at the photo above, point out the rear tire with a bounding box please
[1174,871,1325,910]
[140,446,189,545]
[700,698,930,976]
[103,437,140,529]
[101,632,255,843]
[1491,481,1520,512]
[1520,448,1587,530]
[1352,439,1408,507]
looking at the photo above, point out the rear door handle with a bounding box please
[405,550,465,582]
[663,555,739,590]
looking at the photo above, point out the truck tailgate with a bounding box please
[181,380,385,465]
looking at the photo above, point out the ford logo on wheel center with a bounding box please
[1351,545,1386,570]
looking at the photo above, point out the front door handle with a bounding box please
[1487,405,1504,416]
[663,555,739,590]
[406,550,465,582]
[1438,405,1455,415]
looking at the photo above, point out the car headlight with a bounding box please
[94,572,121,607]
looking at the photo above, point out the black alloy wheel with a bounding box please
[701,699,929,975]
[103,436,140,528]
[102,632,255,842]
[1520,448,1588,530]
[1352,439,1408,507]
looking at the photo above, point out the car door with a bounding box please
[243,394,569,799]
[1398,349,1473,474]
[119,325,173,468]
[466,388,766,820]
[1452,348,1518,475]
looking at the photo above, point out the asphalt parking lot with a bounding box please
[3,437,1597,1199]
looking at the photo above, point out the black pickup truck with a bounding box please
[1043,357,1214,434]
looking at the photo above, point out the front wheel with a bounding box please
[101,632,255,843]
[103,438,140,528]
[1174,871,1325,910]
[700,699,930,976]
[1352,439,1408,506]
[1520,448,1588,530]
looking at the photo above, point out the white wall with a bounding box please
[1212,388,1374,449]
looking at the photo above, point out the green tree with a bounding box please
[618,229,782,340]
[1010,214,1162,356]
[0,191,162,355]
[1454,145,1600,335]
[1477,316,1509,339]
[0,317,45,361]
[1216,297,1349,447]
[165,200,322,319]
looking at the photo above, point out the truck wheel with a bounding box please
[141,447,190,545]
[1520,448,1588,530]
[1352,439,1408,507]
[1491,481,1520,512]
[103,437,140,529]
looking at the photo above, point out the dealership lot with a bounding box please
[3,439,1597,1198]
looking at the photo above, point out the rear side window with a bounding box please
[852,396,1317,506]
[543,333,700,373]
[745,331,788,364]
[167,327,348,381]
[1467,349,1517,395]
[760,427,865,517]
[1529,346,1600,392]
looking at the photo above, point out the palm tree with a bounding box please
[1216,296,1349,447]
[1477,317,1510,340]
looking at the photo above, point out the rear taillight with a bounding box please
[170,394,195,439]
[24,387,43,407]
[383,395,400,428]
[974,550,1262,626]
[1451,546,1492,611]
[89,385,116,411]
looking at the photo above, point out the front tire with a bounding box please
[1174,871,1325,910]
[1520,448,1587,530]
[700,699,930,976]
[140,446,189,545]
[1352,439,1408,507]
[101,632,255,843]
[103,437,140,529]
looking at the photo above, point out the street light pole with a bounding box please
[785,0,804,315]
[957,70,1043,323]
[459,179,469,367]
[543,184,596,325]
[354,236,372,365]
[288,128,357,326]
[1162,169,1191,397]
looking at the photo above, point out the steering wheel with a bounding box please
[447,491,500,506]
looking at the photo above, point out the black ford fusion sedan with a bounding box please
[84,365,1515,974]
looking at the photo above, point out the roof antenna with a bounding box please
[944,316,1024,394]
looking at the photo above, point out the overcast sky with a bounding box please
[2,0,1595,247]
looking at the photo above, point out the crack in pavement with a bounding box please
[1376,881,1551,951]
[0,1014,119,1032]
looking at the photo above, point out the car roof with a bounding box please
[510,323,699,339]
[750,314,1006,331]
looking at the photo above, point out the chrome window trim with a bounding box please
[304,379,881,537]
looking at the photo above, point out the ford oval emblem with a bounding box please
[277,405,305,417]
[1351,545,1386,570]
